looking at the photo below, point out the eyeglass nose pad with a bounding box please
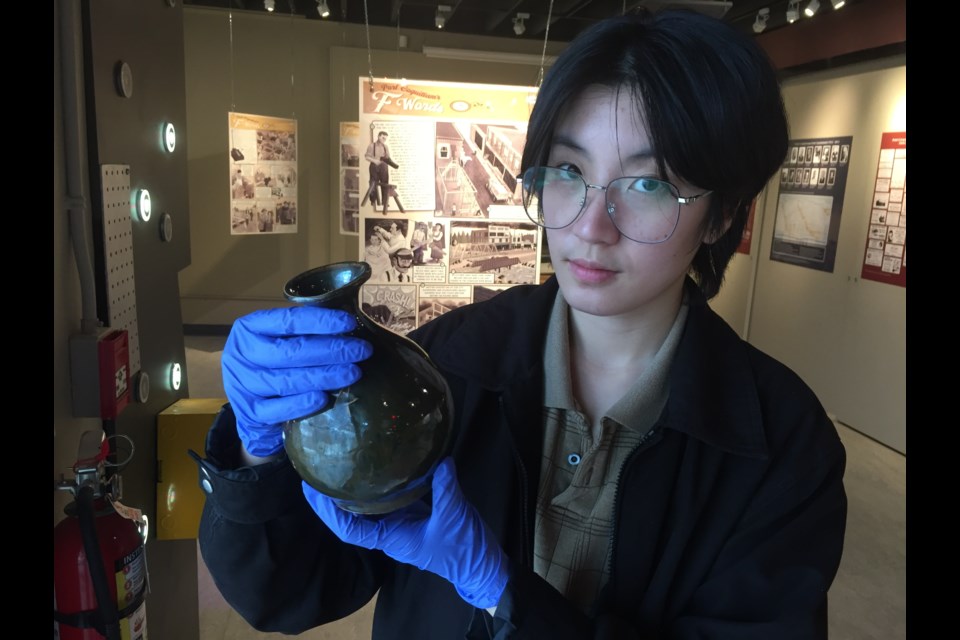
[606,203,616,215]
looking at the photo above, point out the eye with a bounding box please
[554,162,583,177]
[627,177,667,194]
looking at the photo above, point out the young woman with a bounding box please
[199,10,846,639]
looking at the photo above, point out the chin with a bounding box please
[554,269,624,316]
[555,264,686,319]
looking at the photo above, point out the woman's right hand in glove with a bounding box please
[221,307,373,458]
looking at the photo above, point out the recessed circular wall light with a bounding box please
[170,362,182,391]
[162,122,176,153]
[136,189,152,221]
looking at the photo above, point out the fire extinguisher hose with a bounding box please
[76,485,123,640]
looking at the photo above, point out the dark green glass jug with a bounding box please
[282,261,454,514]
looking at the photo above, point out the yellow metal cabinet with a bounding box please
[156,398,226,540]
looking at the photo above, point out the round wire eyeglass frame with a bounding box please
[518,166,713,244]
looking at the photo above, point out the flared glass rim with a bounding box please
[283,261,372,305]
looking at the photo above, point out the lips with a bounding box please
[567,259,617,284]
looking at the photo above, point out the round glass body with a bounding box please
[281,261,454,514]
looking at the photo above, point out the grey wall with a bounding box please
[746,56,907,453]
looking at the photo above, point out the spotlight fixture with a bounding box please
[831,0,846,8]
[752,8,770,33]
[804,0,820,17]
[512,12,529,36]
[264,0,275,12]
[786,0,801,23]
[435,4,450,29]
[317,0,330,18]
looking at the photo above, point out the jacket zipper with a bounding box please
[499,394,532,569]
[605,425,662,580]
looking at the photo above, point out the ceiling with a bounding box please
[182,0,874,44]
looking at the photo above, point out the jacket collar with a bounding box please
[669,283,768,459]
[431,277,767,459]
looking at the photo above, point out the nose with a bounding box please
[573,183,621,244]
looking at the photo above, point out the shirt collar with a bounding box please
[542,291,688,433]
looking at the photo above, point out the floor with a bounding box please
[185,334,906,639]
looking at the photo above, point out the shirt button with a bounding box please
[567,453,581,466]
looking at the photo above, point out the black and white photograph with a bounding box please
[275,200,297,226]
[230,203,258,233]
[341,168,360,235]
[473,285,510,303]
[840,144,850,163]
[257,129,296,162]
[434,121,524,217]
[230,165,255,200]
[362,129,403,215]
[417,296,470,326]
[272,164,298,189]
[449,221,539,285]
[363,218,416,284]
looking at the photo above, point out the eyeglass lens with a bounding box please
[521,166,681,243]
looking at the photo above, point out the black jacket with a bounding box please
[195,277,847,639]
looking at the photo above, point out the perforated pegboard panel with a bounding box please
[100,164,141,374]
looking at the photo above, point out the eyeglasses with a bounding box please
[519,166,712,244]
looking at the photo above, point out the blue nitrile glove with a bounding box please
[221,306,372,457]
[302,457,509,609]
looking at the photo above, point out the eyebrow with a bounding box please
[550,133,655,166]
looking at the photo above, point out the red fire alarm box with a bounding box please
[98,329,130,419]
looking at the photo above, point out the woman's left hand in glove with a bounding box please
[301,457,509,609]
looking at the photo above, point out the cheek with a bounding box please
[545,227,569,249]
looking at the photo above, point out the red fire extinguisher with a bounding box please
[54,431,149,640]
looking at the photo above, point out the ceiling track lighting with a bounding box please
[512,12,529,36]
[752,7,769,33]
[435,5,451,30]
[804,0,820,17]
[264,0,275,12]
[786,0,801,23]
[830,0,846,8]
[317,0,330,18]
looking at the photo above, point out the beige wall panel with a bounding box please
[748,56,906,452]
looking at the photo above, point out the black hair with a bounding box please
[523,10,788,299]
